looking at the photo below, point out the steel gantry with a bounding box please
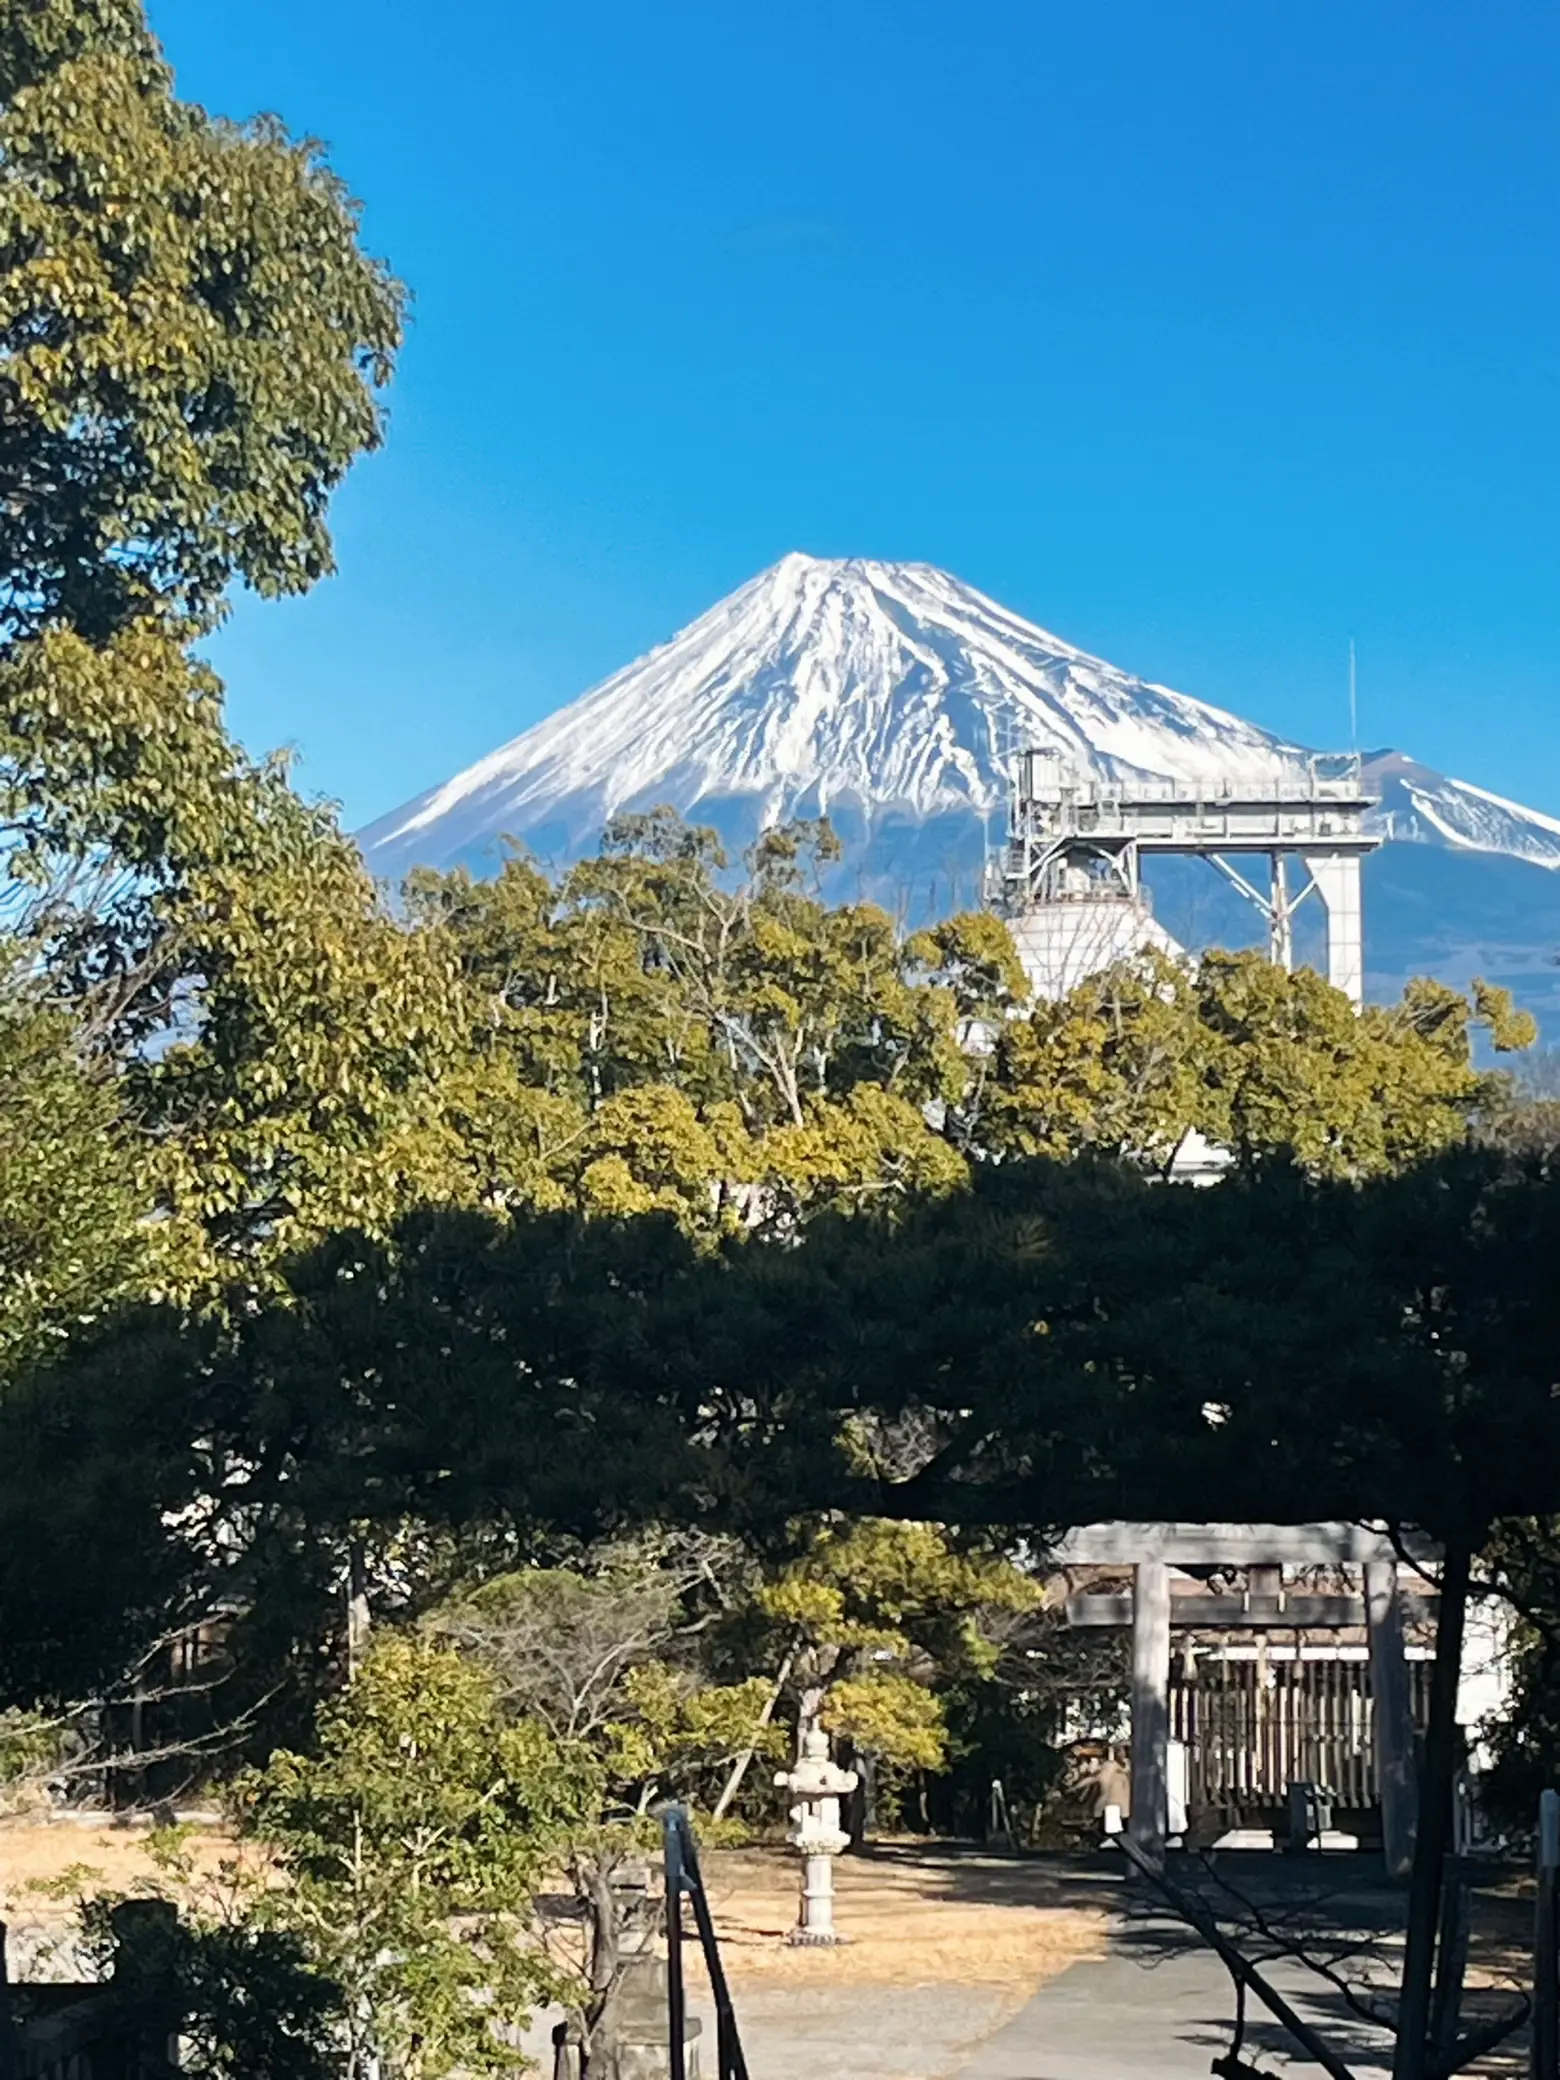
[989,750,1382,1004]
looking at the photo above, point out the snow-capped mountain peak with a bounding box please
[355,554,1560,1028]
[357,553,1303,882]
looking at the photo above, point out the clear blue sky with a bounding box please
[146,0,1559,832]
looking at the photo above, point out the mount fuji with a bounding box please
[357,555,1560,1028]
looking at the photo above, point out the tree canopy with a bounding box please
[1,0,400,644]
[0,3,465,1315]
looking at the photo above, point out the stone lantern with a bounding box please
[551,1860,702,2079]
[774,1728,859,1944]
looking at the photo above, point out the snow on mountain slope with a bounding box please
[357,553,1305,882]
[1362,751,1560,870]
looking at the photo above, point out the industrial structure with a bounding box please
[988,750,1383,1003]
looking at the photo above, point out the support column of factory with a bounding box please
[1301,849,1366,1005]
[1208,847,1368,1006]
[1209,852,1314,975]
[1269,854,1293,970]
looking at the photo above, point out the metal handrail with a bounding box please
[1014,750,1368,806]
[661,1804,748,2080]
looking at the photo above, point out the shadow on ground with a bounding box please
[935,1846,1531,2080]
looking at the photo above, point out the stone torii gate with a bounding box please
[1054,1522,1424,1875]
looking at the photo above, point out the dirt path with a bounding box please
[698,1843,1107,1992]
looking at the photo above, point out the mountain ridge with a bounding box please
[358,553,1306,877]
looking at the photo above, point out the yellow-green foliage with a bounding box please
[0,1704,66,1796]
[760,1519,1044,1772]
[606,1663,786,1799]
[824,1672,949,1772]
[0,986,144,1368]
[0,4,435,1319]
[0,0,401,642]
[406,829,995,1236]
[0,630,474,1305]
[433,1554,787,1816]
[983,946,1529,1178]
[409,834,1530,1246]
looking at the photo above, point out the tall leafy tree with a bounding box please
[0,3,475,1304]
[980,948,1532,1176]
[0,983,144,1369]
[1,0,400,645]
[407,818,981,1233]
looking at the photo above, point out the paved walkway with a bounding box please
[947,1856,1426,2080]
[706,1907,1403,2079]
[520,1982,1021,2076]
[720,1982,1024,2079]
[952,1932,1396,2078]
[527,1853,1437,2078]
[720,1856,1412,2079]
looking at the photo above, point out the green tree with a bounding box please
[434,1538,783,2070]
[0,621,472,1305]
[981,949,1530,1177]
[1,0,400,645]
[0,1,464,1311]
[756,1519,1043,1809]
[242,1635,584,2080]
[0,977,144,1370]
[408,816,981,1233]
[413,822,1526,1241]
[132,751,469,1297]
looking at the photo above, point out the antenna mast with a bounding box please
[1349,638,1358,749]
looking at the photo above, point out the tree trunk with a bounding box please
[847,1749,878,1851]
[1390,1536,1471,2080]
[580,1856,623,2079]
[796,1682,826,1753]
[1429,1866,1470,2070]
[712,1646,794,1822]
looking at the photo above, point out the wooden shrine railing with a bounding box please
[1171,1653,1434,1822]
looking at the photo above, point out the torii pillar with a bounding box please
[1129,1557,1172,1868]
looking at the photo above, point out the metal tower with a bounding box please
[989,751,1382,1004]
